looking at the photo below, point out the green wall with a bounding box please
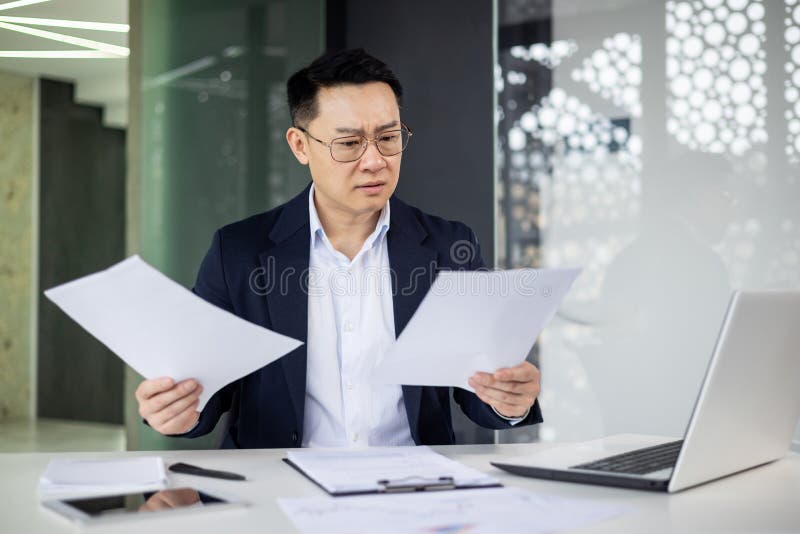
[126,0,324,450]
[0,71,34,422]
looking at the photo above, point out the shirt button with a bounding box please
[352,433,359,442]
[343,321,354,333]
[346,381,354,390]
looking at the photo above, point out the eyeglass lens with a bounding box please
[330,128,410,162]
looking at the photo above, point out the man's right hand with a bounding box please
[135,377,203,436]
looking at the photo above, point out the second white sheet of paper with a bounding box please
[372,268,580,390]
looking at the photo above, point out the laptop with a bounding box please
[492,290,800,492]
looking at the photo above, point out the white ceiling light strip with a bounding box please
[0,16,128,32]
[0,20,128,56]
[0,50,119,57]
[0,0,50,12]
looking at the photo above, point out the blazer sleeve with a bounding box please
[177,229,238,439]
[450,227,544,430]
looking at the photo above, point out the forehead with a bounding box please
[312,82,400,129]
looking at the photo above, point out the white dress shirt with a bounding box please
[302,186,415,448]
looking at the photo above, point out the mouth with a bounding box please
[356,181,386,194]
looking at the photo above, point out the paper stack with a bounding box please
[39,457,168,498]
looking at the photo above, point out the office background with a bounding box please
[0,0,798,452]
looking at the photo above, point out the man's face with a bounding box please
[287,82,402,218]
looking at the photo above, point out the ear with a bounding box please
[286,127,310,165]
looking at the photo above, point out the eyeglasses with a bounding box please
[296,123,412,162]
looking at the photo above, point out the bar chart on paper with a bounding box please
[278,487,628,534]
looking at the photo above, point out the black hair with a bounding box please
[286,48,403,127]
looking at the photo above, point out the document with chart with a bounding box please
[279,486,629,534]
[372,268,580,390]
[44,255,303,410]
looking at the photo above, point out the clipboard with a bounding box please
[283,447,502,497]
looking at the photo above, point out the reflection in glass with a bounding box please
[129,0,323,451]
[139,488,202,512]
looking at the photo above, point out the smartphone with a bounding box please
[42,486,247,525]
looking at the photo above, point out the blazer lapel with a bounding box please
[387,197,438,444]
[259,186,311,435]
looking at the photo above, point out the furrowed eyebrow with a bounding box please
[334,121,400,135]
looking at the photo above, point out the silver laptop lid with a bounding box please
[669,291,800,492]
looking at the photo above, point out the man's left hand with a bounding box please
[468,361,540,418]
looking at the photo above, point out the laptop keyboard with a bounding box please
[570,440,684,475]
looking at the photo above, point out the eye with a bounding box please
[378,133,400,143]
[334,138,362,148]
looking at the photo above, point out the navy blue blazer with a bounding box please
[182,185,542,448]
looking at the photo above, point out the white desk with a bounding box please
[2,443,799,533]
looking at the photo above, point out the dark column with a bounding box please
[341,0,496,268]
[38,79,126,424]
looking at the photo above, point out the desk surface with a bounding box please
[2,443,799,533]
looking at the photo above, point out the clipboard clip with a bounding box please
[376,475,456,493]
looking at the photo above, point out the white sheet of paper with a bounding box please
[44,255,303,410]
[372,268,580,390]
[39,457,168,498]
[278,486,629,534]
[286,446,498,494]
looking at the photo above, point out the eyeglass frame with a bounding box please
[294,123,413,162]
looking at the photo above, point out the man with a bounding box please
[135,49,542,448]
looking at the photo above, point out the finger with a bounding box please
[470,371,494,381]
[486,378,540,398]
[149,386,202,428]
[156,405,200,436]
[469,372,539,396]
[139,379,199,418]
[140,494,170,512]
[483,386,534,409]
[473,384,535,410]
[471,363,537,387]
[150,388,201,428]
[469,372,499,388]
[472,387,527,418]
[135,377,175,403]
[493,362,539,382]
[158,491,183,508]
[164,489,200,506]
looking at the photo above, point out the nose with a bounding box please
[358,140,387,172]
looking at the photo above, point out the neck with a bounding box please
[313,193,382,261]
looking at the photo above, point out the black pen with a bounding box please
[169,462,247,481]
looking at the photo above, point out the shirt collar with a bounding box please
[308,184,391,250]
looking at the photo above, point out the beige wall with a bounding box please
[0,70,35,421]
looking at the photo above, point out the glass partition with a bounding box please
[127,0,324,450]
[496,0,800,444]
